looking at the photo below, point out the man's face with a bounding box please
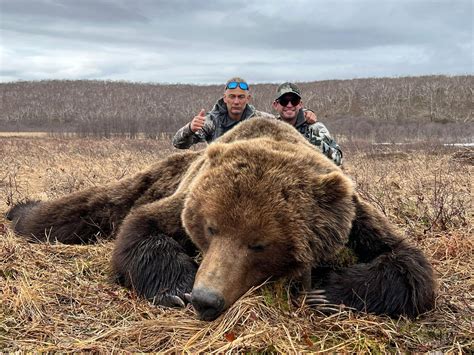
[223,88,251,119]
[273,94,303,123]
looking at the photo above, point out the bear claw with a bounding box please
[152,294,187,308]
[170,295,186,308]
[305,289,329,305]
[184,292,192,303]
[304,289,351,314]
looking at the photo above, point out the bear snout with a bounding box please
[191,287,226,321]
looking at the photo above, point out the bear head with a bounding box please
[182,136,355,321]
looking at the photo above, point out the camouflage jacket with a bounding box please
[172,98,273,149]
[279,110,343,166]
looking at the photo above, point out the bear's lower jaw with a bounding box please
[191,287,226,321]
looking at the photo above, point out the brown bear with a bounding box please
[7,117,436,321]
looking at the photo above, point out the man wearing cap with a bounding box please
[273,82,343,166]
[172,77,274,149]
[172,77,317,149]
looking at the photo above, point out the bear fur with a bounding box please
[7,117,436,321]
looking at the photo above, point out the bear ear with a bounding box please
[205,143,229,167]
[311,171,354,205]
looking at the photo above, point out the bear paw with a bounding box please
[149,282,195,308]
[305,289,346,314]
[152,293,188,308]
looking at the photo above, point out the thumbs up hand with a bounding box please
[190,109,206,132]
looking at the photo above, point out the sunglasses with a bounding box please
[277,96,301,106]
[226,81,249,90]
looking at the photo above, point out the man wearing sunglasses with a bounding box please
[273,82,343,166]
[172,77,274,149]
[172,77,318,149]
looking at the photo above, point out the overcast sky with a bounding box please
[0,0,472,84]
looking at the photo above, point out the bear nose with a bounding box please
[191,287,226,321]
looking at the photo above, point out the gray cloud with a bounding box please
[0,0,472,83]
[1,0,148,23]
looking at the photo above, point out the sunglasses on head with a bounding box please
[277,95,301,106]
[226,81,249,90]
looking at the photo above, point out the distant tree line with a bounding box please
[0,75,472,142]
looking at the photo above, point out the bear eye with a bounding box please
[207,226,218,236]
[248,244,265,252]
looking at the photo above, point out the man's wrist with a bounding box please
[187,122,198,135]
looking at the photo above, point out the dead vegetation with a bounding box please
[1,137,473,352]
[1,76,473,143]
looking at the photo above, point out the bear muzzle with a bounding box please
[191,287,226,321]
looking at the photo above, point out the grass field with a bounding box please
[0,132,49,138]
[1,136,472,352]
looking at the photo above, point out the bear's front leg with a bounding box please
[306,196,436,318]
[111,195,198,307]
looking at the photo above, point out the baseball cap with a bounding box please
[276,82,301,100]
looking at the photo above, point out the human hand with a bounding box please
[304,110,317,124]
[190,109,206,132]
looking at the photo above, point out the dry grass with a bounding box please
[0,132,48,138]
[1,137,473,353]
